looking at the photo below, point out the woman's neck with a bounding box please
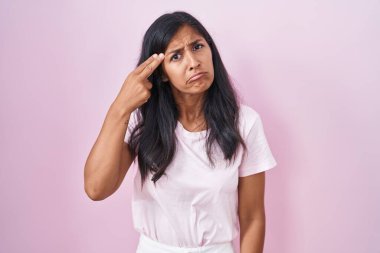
[175,94,205,121]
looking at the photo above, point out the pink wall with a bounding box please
[1,0,379,252]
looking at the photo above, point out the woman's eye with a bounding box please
[194,43,203,50]
[170,54,178,61]
[171,54,180,61]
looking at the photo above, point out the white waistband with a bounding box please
[136,233,235,253]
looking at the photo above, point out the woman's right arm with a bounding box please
[83,53,165,201]
[84,101,134,201]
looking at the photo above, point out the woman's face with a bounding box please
[161,25,214,95]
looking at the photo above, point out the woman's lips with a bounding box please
[187,72,206,84]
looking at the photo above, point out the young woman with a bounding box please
[84,11,277,253]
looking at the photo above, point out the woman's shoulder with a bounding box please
[239,103,260,128]
[128,108,141,126]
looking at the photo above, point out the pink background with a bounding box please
[1,0,379,252]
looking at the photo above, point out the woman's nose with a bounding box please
[186,51,200,70]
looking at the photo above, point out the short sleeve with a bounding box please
[124,109,139,144]
[238,111,278,177]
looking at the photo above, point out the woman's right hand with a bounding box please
[115,53,165,115]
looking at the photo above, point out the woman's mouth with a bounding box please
[187,72,206,84]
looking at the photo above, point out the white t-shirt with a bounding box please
[124,103,277,247]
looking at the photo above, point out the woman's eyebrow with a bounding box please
[166,39,203,55]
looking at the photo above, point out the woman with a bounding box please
[84,11,277,253]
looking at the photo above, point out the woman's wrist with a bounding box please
[109,99,134,122]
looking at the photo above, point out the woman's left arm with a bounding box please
[238,171,266,253]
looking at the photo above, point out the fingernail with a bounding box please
[158,53,164,59]
[153,54,158,59]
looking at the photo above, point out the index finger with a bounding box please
[138,53,165,79]
[134,54,158,74]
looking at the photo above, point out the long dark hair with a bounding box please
[127,11,247,188]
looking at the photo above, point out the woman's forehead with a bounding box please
[166,26,204,49]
